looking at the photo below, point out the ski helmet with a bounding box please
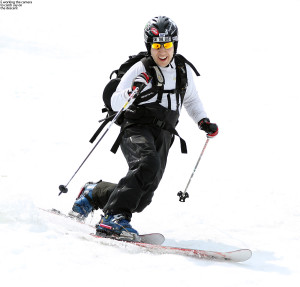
[144,16,179,54]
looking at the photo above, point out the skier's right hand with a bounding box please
[131,72,151,94]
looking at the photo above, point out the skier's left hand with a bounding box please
[199,118,219,138]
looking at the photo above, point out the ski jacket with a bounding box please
[111,59,207,124]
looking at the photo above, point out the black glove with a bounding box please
[131,72,151,94]
[199,118,219,138]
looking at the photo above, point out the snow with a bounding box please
[1,0,300,286]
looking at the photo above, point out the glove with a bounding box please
[199,118,219,138]
[131,72,151,94]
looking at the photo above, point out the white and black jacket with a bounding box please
[111,59,207,124]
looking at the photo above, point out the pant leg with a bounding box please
[134,128,172,212]
[92,181,117,209]
[103,125,172,219]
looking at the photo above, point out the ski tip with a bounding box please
[228,249,252,262]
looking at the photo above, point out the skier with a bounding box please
[69,16,218,241]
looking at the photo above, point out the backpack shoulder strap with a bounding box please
[175,54,201,76]
[141,56,165,87]
[134,56,166,105]
[116,51,149,78]
[174,54,201,108]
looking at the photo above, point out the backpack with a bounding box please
[89,51,200,152]
[102,51,149,113]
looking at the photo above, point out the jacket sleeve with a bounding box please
[110,61,146,111]
[183,64,208,123]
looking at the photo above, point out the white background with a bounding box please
[1,0,300,286]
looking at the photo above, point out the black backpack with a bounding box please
[89,51,200,151]
[102,51,149,113]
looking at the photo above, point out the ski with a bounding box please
[40,208,93,226]
[39,208,165,245]
[91,233,252,262]
[40,208,251,262]
[92,231,165,245]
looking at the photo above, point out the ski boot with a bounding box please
[96,213,140,242]
[68,182,97,220]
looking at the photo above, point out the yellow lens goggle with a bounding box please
[151,42,173,50]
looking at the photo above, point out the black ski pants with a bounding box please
[92,124,172,220]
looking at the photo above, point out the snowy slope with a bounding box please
[1,0,300,286]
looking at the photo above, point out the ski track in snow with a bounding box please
[1,1,300,286]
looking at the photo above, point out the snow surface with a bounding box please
[1,0,300,286]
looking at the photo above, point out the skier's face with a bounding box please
[151,43,174,67]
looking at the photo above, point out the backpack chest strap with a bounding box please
[137,57,186,109]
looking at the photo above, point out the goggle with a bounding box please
[151,42,173,50]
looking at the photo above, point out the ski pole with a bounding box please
[177,138,210,202]
[58,87,140,196]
